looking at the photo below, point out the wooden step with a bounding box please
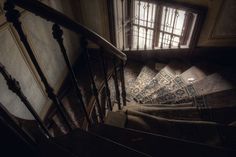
[124,104,236,124]
[125,110,236,146]
[52,128,150,157]
[90,124,235,157]
[126,101,194,107]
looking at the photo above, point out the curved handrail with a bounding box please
[11,0,127,61]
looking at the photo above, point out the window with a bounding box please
[132,1,156,49]
[113,0,202,50]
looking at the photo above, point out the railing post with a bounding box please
[112,58,122,110]
[0,63,51,138]
[99,48,112,111]
[52,24,91,126]
[80,37,104,123]
[4,0,72,132]
[119,60,127,106]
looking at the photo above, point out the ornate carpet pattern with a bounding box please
[134,68,175,102]
[142,66,207,104]
[157,73,233,104]
[126,66,156,99]
[134,63,190,103]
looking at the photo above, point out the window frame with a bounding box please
[109,0,207,51]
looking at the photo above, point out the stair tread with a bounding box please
[140,66,207,103]
[124,103,236,124]
[125,109,232,145]
[127,65,157,99]
[52,128,150,157]
[90,124,235,157]
[134,62,190,102]
[104,111,127,128]
[157,73,234,104]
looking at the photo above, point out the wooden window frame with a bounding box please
[108,0,206,50]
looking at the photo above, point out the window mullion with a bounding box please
[137,0,141,50]
[169,9,178,48]
[153,4,162,48]
[144,2,150,49]
[161,7,168,48]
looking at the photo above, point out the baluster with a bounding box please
[0,63,51,138]
[52,24,91,126]
[112,58,122,110]
[4,1,72,131]
[80,37,104,123]
[99,48,112,111]
[119,60,126,106]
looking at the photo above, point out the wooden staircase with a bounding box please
[0,0,236,157]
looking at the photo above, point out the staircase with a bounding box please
[103,62,236,148]
[0,0,236,157]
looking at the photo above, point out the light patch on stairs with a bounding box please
[158,73,233,104]
[143,66,207,104]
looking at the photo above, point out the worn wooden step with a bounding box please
[125,110,236,146]
[124,104,236,124]
[126,101,194,107]
[90,124,235,157]
[52,128,149,157]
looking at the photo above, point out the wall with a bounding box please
[79,0,110,41]
[168,0,236,47]
[0,0,111,120]
[0,0,81,120]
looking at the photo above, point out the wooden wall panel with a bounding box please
[21,13,67,89]
[0,25,48,120]
[79,0,110,41]
[0,0,81,119]
[176,0,236,47]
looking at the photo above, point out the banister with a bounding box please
[11,0,127,61]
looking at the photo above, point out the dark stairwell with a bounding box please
[0,0,236,157]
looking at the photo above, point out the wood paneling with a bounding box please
[0,24,48,120]
[0,0,81,119]
[211,0,236,39]
[195,0,236,46]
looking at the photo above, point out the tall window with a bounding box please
[132,1,156,49]
[114,0,201,50]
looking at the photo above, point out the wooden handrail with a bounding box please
[11,0,127,61]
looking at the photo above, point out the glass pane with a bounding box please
[174,9,186,35]
[146,29,153,48]
[134,1,156,28]
[132,25,138,49]
[159,6,187,48]
[138,27,146,49]
[147,3,156,28]
[171,36,180,47]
